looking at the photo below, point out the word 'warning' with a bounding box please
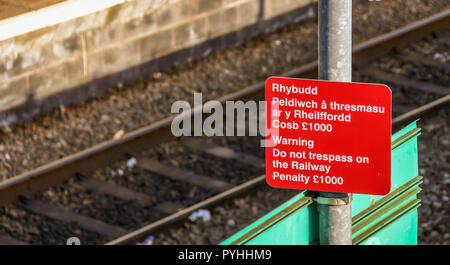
[265,77,391,195]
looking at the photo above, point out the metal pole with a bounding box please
[317,0,353,245]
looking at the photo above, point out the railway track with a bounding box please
[0,10,449,245]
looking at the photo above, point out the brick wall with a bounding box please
[0,0,315,124]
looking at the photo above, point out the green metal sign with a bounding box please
[222,121,421,245]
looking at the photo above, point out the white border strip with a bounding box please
[0,0,125,42]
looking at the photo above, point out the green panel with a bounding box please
[352,177,421,245]
[221,192,315,245]
[359,209,418,245]
[222,121,420,245]
[392,119,419,142]
[352,120,420,215]
[244,203,315,245]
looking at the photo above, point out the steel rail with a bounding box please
[392,94,450,126]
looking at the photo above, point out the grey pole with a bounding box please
[317,0,353,245]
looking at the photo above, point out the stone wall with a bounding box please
[0,0,316,125]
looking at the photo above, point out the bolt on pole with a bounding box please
[317,0,353,245]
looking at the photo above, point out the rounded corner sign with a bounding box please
[265,77,392,195]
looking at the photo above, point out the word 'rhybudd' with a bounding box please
[272,83,318,95]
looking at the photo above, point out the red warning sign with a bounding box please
[265,77,391,195]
